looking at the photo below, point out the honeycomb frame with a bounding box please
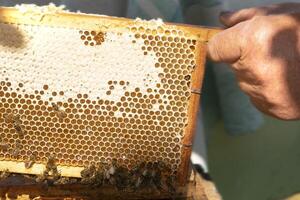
[0,6,219,185]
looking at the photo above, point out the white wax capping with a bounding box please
[134,18,165,27]
[15,3,67,14]
[0,23,162,104]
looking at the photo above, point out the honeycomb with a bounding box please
[0,5,215,183]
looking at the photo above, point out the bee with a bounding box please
[35,173,47,183]
[12,141,21,157]
[157,161,177,194]
[81,164,104,186]
[93,165,105,186]
[52,103,67,119]
[4,112,21,123]
[3,113,14,123]
[45,154,60,180]
[51,102,59,111]
[143,162,165,191]
[12,148,20,157]
[25,154,36,169]
[54,177,78,185]
[81,164,97,185]
[129,162,149,189]
[14,114,23,134]
[46,154,58,172]
[102,159,130,190]
[104,159,117,186]
[0,169,10,180]
[37,154,61,185]
[68,178,78,184]
[165,175,177,194]
[4,113,23,135]
[55,177,70,185]
[103,160,114,179]
[0,142,8,151]
[45,154,56,171]
[150,162,163,190]
[13,121,23,135]
[114,166,130,190]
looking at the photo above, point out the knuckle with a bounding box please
[247,16,276,45]
[237,80,262,97]
[237,81,249,92]
[253,16,277,32]
[269,105,300,120]
[258,89,300,119]
[243,7,260,16]
[207,35,223,61]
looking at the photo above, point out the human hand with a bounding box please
[207,3,300,120]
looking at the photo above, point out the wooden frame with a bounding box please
[0,6,221,187]
[0,169,222,200]
[179,42,207,185]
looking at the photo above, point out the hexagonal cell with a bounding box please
[0,16,205,180]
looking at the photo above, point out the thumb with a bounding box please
[207,24,243,63]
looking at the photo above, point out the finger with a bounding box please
[207,23,244,63]
[237,81,258,95]
[220,8,259,27]
[220,3,300,27]
[249,96,271,115]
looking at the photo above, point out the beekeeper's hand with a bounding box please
[207,3,300,120]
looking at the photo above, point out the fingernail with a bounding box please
[220,11,233,17]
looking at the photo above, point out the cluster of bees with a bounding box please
[1,105,177,194]
[28,156,177,194]
[80,159,177,194]
[0,154,177,195]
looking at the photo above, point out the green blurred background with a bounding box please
[207,116,300,200]
[197,0,300,199]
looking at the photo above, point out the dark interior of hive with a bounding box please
[0,8,205,196]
